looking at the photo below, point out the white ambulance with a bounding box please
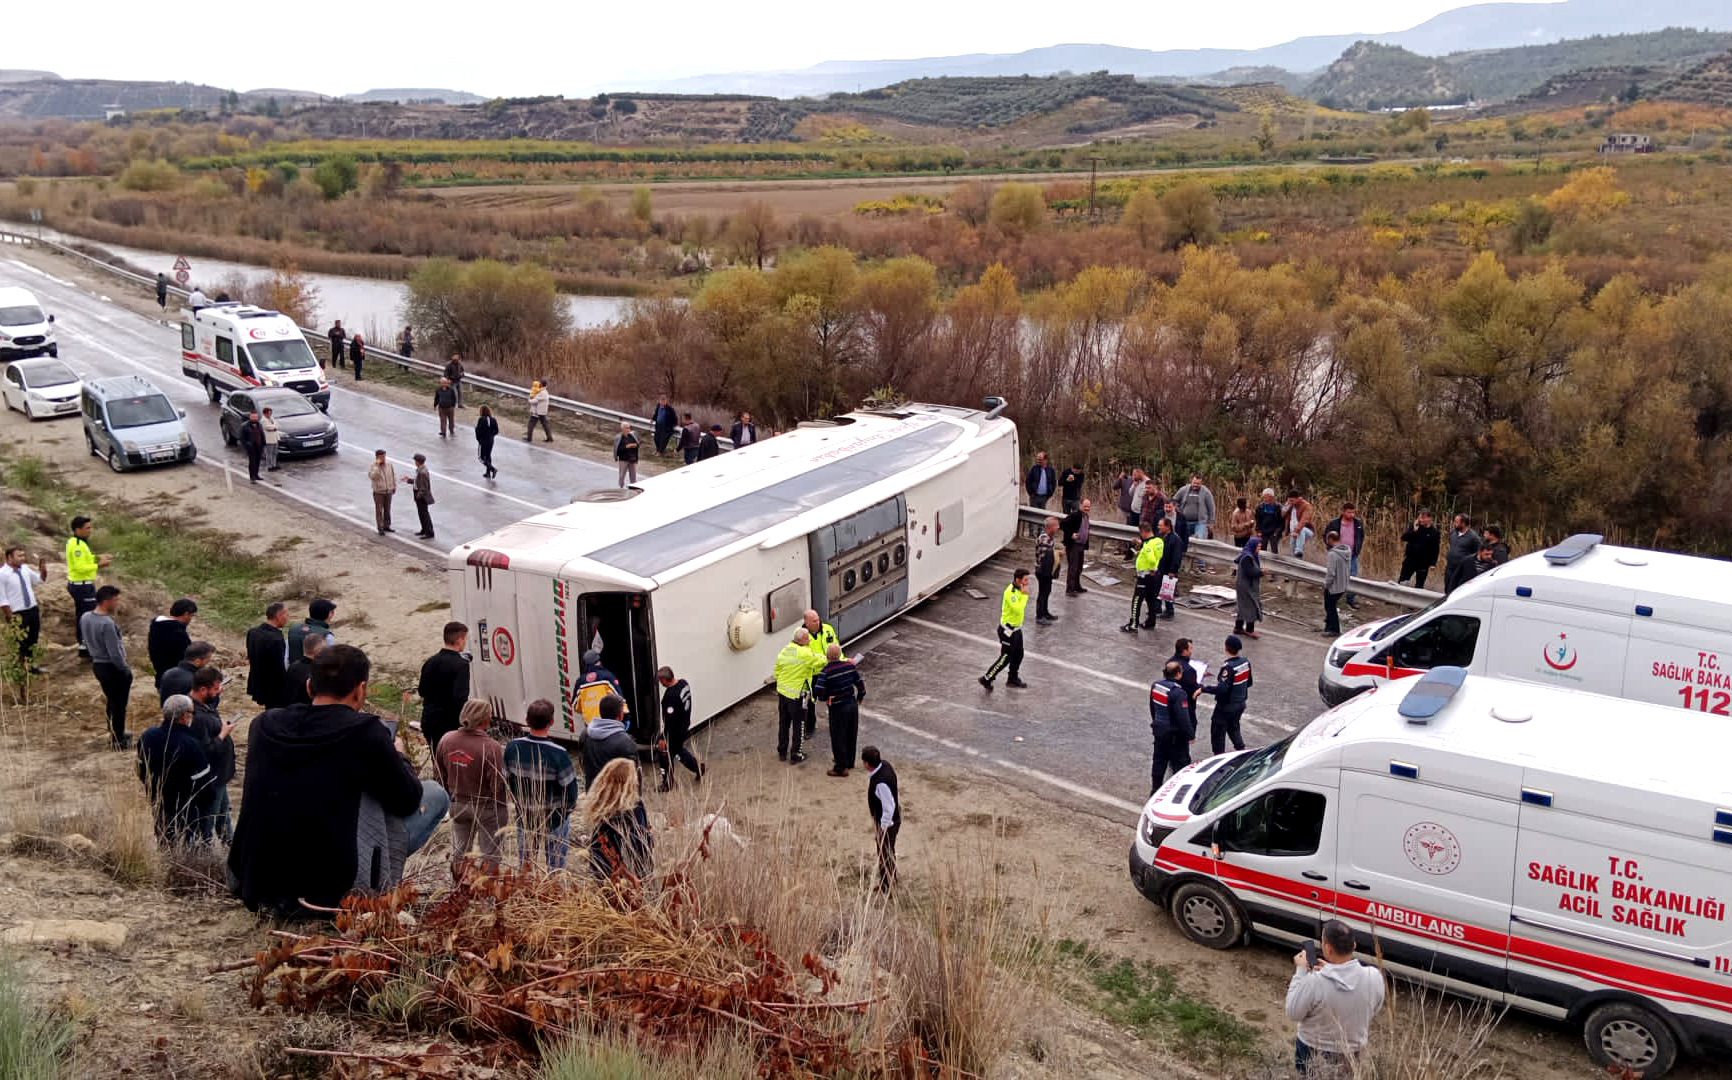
[1130,667,1732,1077]
[1319,534,1732,716]
[178,303,329,409]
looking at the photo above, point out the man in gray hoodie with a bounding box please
[1323,531,1350,635]
[1285,919,1386,1073]
[1174,474,1217,572]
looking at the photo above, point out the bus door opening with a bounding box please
[578,591,657,742]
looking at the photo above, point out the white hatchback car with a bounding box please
[2,356,84,420]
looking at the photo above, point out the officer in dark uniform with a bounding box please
[1148,660,1195,791]
[1201,635,1253,754]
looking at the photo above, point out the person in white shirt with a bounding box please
[1286,919,1387,1073]
[861,745,900,893]
[261,407,282,472]
[0,545,47,675]
[188,287,210,312]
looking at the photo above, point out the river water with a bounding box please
[45,231,636,340]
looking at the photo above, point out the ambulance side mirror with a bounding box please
[1209,821,1228,859]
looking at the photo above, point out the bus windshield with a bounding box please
[243,339,319,372]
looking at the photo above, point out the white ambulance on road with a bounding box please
[178,303,329,409]
[1131,667,1732,1077]
[1319,534,1732,716]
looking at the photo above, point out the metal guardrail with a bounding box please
[0,228,737,448]
[1016,506,1434,611]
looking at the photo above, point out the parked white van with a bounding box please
[1130,667,1732,1077]
[1319,534,1732,716]
[0,285,57,360]
[178,303,328,409]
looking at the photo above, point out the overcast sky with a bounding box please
[24,0,1562,96]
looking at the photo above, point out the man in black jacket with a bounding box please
[1059,463,1085,515]
[159,640,215,703]
[653,666,704,791]
[577,694,638,786]
[1033,516,1059,623]
[1168,638,1202,710]
[613,421,640,487]
[1398,510,1442,590]
[284,634,323,707]
[327,321,347,370]
[1148,660,1195,791]
[861,745,900,893]
[652,395,678,455]
[415,621,470,761]
[1155,518,1184,620]
[433,378,458,438]
[1443,514,1481,595]
[697,424,723,460]
[1024,451,1056,510]
[245,602,290,708]
[228,644,448,918]
[147,597,197,688]
[137,694,217,845]
[729,411,758,447]
[814,644,866,777]
[1254,489,1285,553]
[189,665,236,842]
[240,411,266,483]
[1061,498,1091,595]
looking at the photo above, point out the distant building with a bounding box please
[1599,133,1653,154]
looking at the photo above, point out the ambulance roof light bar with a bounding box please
[1396,666,1468,724]
[1541,534,1602,566]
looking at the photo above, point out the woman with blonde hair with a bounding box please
[583,757,653,880]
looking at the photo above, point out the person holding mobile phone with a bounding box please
[1286,919,1386,1074]
[189,665,237,843]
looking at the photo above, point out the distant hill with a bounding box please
[814,74,1228,132]
[0,70,57,85]
[627,0,1732,97]
[0,78,327,119]
[1649,50,1732,105]
[344,88,487,105]
[1307,42,1463,110]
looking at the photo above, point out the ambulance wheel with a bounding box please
[1169,880,1244,950]
[1583,1001,1677,1077]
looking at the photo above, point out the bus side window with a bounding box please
[215,336,235,367]
[766,580,807,633]
[180,323,195,351]
[1388,614,1481,670]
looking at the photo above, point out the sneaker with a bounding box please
[789,752,807,765]
[1007,678,1029,689]
[1120,624,1139,633]
[979,676,993,690]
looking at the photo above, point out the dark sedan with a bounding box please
[219,387,338,458]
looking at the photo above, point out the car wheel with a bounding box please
[206,377,221,404]
[22,400,35,421]
[1168,880,1246,950]
[107,446,125,473]
[222,422,236,447]
[1583,1001,1677,1077]
[48,345,57,358]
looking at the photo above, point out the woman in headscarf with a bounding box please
[1234,535,1263,640]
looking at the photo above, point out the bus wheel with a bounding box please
[1168,880,1244,950]
[1583,1001,1677,1077]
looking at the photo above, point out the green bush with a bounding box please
[0,955,77,1080]
[311,154,358,199]
[115,158,180,192]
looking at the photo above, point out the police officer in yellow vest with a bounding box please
[1122,523,1164,634]
[979,568,1030,690]
[801,609,841,738]
[65,515,112,658]
[775,628,826,764]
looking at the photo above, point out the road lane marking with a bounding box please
[860,706,1143,815]
[385,456,549,511]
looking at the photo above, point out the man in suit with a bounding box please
[1061,498,1092,596]
[246,602,291,709]
[652,394,678,455]
[729,411,758,447]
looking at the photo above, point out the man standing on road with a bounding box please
[1255,488,1284,554]
[1148,660,1193,791]
[246,602,290,709]
[1201,635,1252,755]
[652,394,678,456]
[1122,523,1163,633]
[65,515,111,659]
[1156,517,1183,621]
[83,585,132,749]
[861,745,900,893]
[1175,475,1217,574]
[475,405,499,479]
[407,453,436,540]
[1059,462,1085,516]
[1,545,48,676]
[653,666,704,791]
[368,450,396,535]
[240,410,266,483]
[1286,919,1386,1074]
[443,352,465,409]
[147,597,197,688]
[1443,514,1480,595]
[155,272,169,313]
[327,321,347,370]
[349,332,366,380]
[1024,451,1056,510]
[415,621,471,761]
[433,379,458,439]
[814,643,865,778]
[1061,498,1091,596]
[1033,516,1059,623]
[729,411,758,447]
[613,422,640,487]
[260,407,281,473]
[1323,503,1367,608]
[678,413,701,464]
[775,628,824,764]
[980,569,1030,690]
[527,379,552,441]
[1398,510,1441,590]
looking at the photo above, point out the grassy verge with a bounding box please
[1048,938,1261,1065]
[0,452,285,633]
[0,954,78,1079]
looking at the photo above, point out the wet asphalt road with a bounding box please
[6,252,1339,827]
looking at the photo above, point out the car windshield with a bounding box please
[0,305,46,327]
[1368,595,1445,642]
[107,395,178,429]
[23,361,76,388]
[244,339,318,372]
[261,395,316,418]
[1191,733,1296,814]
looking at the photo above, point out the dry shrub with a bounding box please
[1245,980,1509,1080]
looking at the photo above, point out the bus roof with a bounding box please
[457,403,1006,584]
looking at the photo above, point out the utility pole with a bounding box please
[1087,155,1102,222]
